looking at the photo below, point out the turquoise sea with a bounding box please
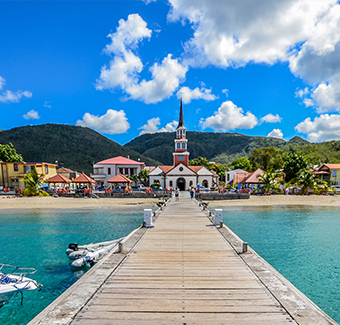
[217,205,340,324]
[0,207,148,325]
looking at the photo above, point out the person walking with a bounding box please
[175,187,179,202]
[190,187,195,200]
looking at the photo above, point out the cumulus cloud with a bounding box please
[96,14,187,104]
[260,113,282,123]
[267,129,283,138]
[139,117,177,135]
[23,109,40,120]
[303,98,314,107]
[295,114,340,141]
[0,76,32,103]
[295,87,309,98]
[76,109,130,134]
[200,100,257,131]
[0,90,32,103]
[177,86,217,104]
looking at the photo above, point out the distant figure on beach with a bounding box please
[175,187,179,202]
[190,188,195,200]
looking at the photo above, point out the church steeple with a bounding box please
[173,97,189,167]
[177,98,184,129]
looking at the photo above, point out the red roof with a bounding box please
[46,173,71,183]
[96,156,144,165]
[159,166,174,173]
[234,169,264,184]
[319,164,340,170]
[107,173,133,183]
[189,166,203,173]
[73,172,95,184]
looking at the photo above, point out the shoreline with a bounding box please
[0,196,160,211]
[1,195,340,211]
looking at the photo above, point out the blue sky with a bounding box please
[1,0,340,145]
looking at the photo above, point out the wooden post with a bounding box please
[242,242,248,253]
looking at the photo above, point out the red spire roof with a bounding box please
[95,156,144,165]
[45,173,72,183]
[107,173,133,183]
[73,172,95,184]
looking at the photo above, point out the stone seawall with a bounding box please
[196,192,250,200]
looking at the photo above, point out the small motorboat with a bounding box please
[71,242,118,268]
[0,264,42,308]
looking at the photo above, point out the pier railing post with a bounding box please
[214,209,223,226]
[242,242,248,253]
[144,209,152,227]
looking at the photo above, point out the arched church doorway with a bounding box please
[177,178,186,191]
[202,179,208,188]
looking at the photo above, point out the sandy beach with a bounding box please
[0,196,160,210]
[1,194,340,210]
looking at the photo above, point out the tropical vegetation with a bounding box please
[256,171,283,194]
[0,143,23,162]
[23,169,49,197]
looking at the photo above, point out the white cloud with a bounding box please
[260,113,282,123]
[177,86,217,104]
[222,89,229,97]
[0,90,32,103]
[303,98,314,107]
[168,0,339,67]
[44,101,52,108]
[295,114,340,141]
[0,76,5,90]
[23,109,40,120]
[311,81,340,113]
[295,87,309,98]
[267,129,283,138]
[76,109,130,134]
[96,14,187,104]
[200,100,257,131]
[139,117,177,135]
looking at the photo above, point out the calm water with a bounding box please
[216,205,340,323]
[0,207,148,325]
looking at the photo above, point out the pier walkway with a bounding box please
[30,197,337,325]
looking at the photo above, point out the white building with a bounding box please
[149,100,216,191]
[225,169,248,184]
[92,156,145,187]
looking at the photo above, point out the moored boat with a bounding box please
[0,264,42,308]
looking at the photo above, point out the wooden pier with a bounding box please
[29,198,337,325]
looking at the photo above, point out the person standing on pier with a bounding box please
[175,187,179,202]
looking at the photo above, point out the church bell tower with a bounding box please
[173,98,189,167]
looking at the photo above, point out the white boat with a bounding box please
[66,238,123,258]
[71,242,118,268]
[0,264,42,308]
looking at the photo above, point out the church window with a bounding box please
[176,142,181,149]
[189,181,193,186]
[170,181,173,187]
[182,143,186,149]
[178,155,185,161]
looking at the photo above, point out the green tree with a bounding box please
[210,164,228,182]
[249,146,284,172]
[189,156,211,168]
[0,143,23,162]
[293,169,325,195]
[232,157,252,171]
[283,153,308,183]
[257,171,283,194]
[129,174,139,187]
[23,169,49,197]
[138,169,150,185]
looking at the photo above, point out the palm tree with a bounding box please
[293,168,324,195]
[129,174,139,187]
[138,169,150,186]
[257,171,283,195]
[23,169,49,196]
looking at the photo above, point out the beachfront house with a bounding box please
[0,161,57,189]
[56,167,81,181]
[226,169,248,185]
[315,164,340,185]
[233,168,264,190]
[92,156,145,188]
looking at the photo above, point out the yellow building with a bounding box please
[316,164,340,185]
[0,162,57,189]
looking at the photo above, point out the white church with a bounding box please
[148,101,217,191]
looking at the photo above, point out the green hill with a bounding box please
[0,124,160,175]
[124,131,287,165]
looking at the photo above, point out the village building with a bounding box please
[149,100,216,191]
[315,164,340,185]
[233,168,264,190]
[56,167,81,180]
[92,156,145,187]
[226,169,248,185]
[0,161,57,189]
